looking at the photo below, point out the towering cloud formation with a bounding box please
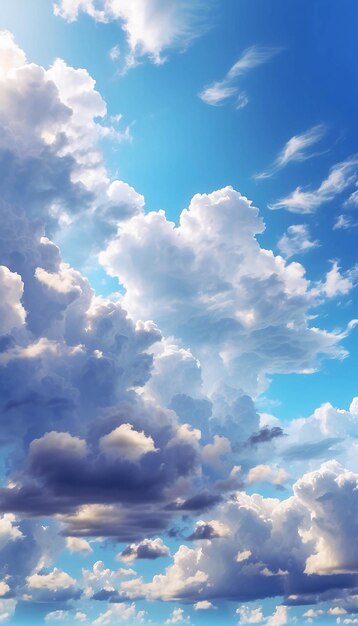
[100,186,346,397]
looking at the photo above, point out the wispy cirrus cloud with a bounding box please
[269,155,358,213]
[54,0,208,69]
[255,124,326,179]
[278,224,320,258]
[199,45,281,108]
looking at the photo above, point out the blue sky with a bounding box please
[0,2,357,626]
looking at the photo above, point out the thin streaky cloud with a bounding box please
[199,45,282,107]
[333,214,357,230]
[278,224,320,258]
[269,155,358,213]
[255,124,326,179]
[54,0,209,69]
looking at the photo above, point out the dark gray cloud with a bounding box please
[118,538,170,561]
[167,492,223,512]
[246,426,285,447]
[187,522,224,541]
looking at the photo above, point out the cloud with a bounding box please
[333,215,357,230]
[277,225,319,259]
[270,156,358,213]
[0,30,356,623]
[66,536,93,554]
[187,519,230,541]
[344,188,358,207]
[45,610,68,622]
[267,606,288,626]
[99,423,158,463]
[92,602,145,626]
[118,538,170,562]
[194,600,215,610]
[128,462,357,603]
[165,607,190,624]
[82,560,135,598]
[236,605,264,624]
[246,464,289,486]
[27,568,76,590]
[0,265,26,334]
[101,186,348,398]
[54,0,207,68]
[255,125,326,179]
[0,599,16,623]
[200,45,281,107]
[26,567,81,602]
[168,492,223,513]
[246,427,284,447]
[202,435,231,468]
[315,261,355,298]
[0,405,201,536]
[0,514,22,550]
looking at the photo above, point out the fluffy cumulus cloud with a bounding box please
[53,0,206,68]
[279,397,358,473]
[123,462,357,604]
[0,31,205,552]
[101,185,349,397]
[0,266,26,334]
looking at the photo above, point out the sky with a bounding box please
[0,1,357,626]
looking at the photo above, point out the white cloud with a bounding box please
[303,609,324,618]
[328,607,347,616]
[45,611,68,622]
[165,608,190,624]
[267,606,288,626]
[101,186,347,397]
[82,560,134,598]
[66,536,93,554]
[99,423,158,462]
[0,583,9,598]
[92,603,145,626]
[277,224,319,258]
[202,435,232,468]
[54,0,206,68]
[109,45,120,61]
[127,462,357,603]
[296,462,358,575]
[246,464,289,486]
[316,261,355,298]
[27,568,76,591]
[200,46,280,107]
[0,600,16,624]
[255,125,326,179]
[0,265,26,334]
[236,605,264,624]
[270,155,358,213]
[344,188,358,207]
[333,214,356,230]
[194,600,215,610]
[0,514,23,550]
